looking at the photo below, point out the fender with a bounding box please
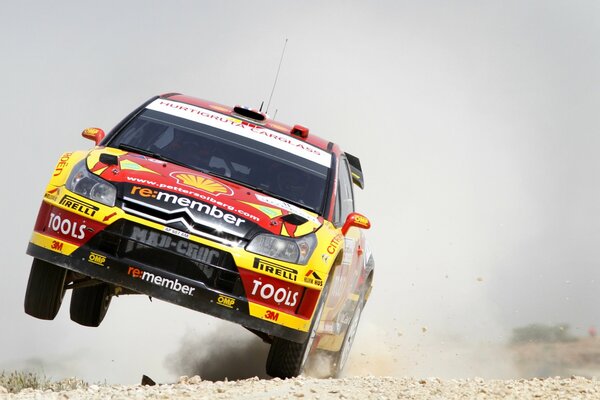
[309,220,344,280]
[47,150,89,187]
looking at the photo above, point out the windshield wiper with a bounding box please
[116,143,161,159]
[207,171,268,193]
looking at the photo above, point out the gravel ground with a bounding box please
[1,375,600,400]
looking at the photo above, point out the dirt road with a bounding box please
[2,375,600,399]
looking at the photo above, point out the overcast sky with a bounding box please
[1,0,599,384]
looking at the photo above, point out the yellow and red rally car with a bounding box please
[25,93,374,378]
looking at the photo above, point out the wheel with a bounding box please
[70,283,112,327]
[266,284,330,378]
[24,258,67,320]
[328,296,365,377]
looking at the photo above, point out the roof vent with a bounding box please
[233,106,267,122]
[291,124,309,138]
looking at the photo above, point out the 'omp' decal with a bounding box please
[216,294,236,308]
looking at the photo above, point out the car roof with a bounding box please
[161,93,338,156]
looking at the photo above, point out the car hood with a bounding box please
[86,148,323,240]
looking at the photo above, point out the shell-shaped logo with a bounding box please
[171,172,233,196]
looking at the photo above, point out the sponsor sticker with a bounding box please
[303,270,323,287]
[216,294,236,308]
[239,269,305,314]
[44,188,59,201]
[119,159,158,174]
[327,234,343,255]
[253,258,298,281]
[171,172,233,196]
[124,178,261,223]
[265,310,279,321]
[353,214,370,228]
[255,194,320,225]
[53,153,73,177]
[342,237,356,266]
[59,195,99,217]
[88,252,106,266]
[34,203,105,245]
[51,240,64,252]
[127,226,221,266]
[129,186,246,227]
[127,266,196,296]
[250,279,300,307]
[146,99,332,167]
[47,212,88,240]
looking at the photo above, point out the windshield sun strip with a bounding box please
[139,114,329,180]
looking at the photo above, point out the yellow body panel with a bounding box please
[30,232,79,256]
[248,302,312,332]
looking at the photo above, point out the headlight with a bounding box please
[246,233,317,265]
[66,160,117,207]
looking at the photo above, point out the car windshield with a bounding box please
[107,107,331,214]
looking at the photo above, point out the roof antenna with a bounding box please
[266,38,288,115]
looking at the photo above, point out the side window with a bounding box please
[334,158,355,227]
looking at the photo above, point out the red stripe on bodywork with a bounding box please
[34,202,107,246]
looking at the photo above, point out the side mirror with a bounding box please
[81,127,106,145]
[341,212,371,236]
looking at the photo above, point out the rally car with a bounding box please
[25,93,374,378]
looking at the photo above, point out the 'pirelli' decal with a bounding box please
[59,195,99,217]
[253,258,298,281]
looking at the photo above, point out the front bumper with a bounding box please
[26,236,308,343]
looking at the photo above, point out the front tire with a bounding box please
[24,258,67,320]
[266,284,329,378]
[70,283,112,327]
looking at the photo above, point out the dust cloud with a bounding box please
[165,318,519,381]
[165,324,270,381]
[345,321,518,379]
